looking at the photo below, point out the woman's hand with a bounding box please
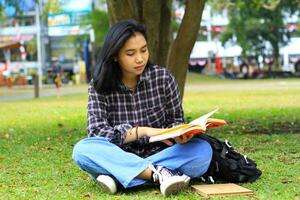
[125,126,164,144]
[139,127,194,144]
[174,133,194,144]
[138,127,165,137]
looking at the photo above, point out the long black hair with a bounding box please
[93,19,148,94]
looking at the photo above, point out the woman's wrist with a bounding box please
[138,127,163,137]
[135,126,139,140]
[124,126,140,144]
[137,127,146,137]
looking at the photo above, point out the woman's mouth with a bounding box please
[134,65,144,70]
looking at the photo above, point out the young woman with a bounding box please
[72,19,212,197]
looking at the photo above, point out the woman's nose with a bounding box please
[135,54,143,63]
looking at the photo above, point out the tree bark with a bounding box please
[142,0,172,67]
[143,0,162,64]
[106,0,139,25]
[167,0,205,98]
[158,0,172,67]
[269,40,280,77]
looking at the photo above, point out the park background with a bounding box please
[1,0,300,199]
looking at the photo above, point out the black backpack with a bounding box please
[197,133,262,183]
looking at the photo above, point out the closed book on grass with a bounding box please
[149,109,226,143]
[192,183,253,198]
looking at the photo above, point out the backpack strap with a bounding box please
[220,146,228,159]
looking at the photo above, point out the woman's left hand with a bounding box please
[174,133,194,144]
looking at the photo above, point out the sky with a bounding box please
[0,0,35,16]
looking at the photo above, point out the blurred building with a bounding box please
[175,4,300,75]
[0,0,98,86]
[0,0,42,84]
[47,0,95,83]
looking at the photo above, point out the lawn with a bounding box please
[0,73,299,199]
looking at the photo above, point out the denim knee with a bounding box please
[72,140,86,167]
[182,138,213,177]
[196,138,212,157]
[196,138,212,162]
[72,137,112,171]
[197,139,212,175]
[72,139,103,179]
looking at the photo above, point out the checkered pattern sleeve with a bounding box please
[87,83,132,147]
[164,71,184,128]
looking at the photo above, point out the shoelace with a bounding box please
[149,164,178,184]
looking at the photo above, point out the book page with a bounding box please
[206,118,226,129]
[157,124,191,135]
[149,108,222,143]
[189,108,219,127]
[149,125,205,143]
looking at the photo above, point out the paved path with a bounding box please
[0,84,87,101]
[185,80,300,91]
[1,79,299,101]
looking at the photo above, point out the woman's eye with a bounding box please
[126,53,134,56]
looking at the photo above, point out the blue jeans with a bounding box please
[72,137,212,188]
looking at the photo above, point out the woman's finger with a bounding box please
[161,139,174,146]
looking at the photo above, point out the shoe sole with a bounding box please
[96,175,117,194]
[160,175,191,197]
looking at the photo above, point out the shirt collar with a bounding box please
[119,65,151,91]
[138,65,151,84]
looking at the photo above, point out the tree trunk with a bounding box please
[269,40,280,77]
[142,0,162,64]
[167,0,205,98]
[272,41,280,70]
[106,0,140,25]
[158,0,172,67]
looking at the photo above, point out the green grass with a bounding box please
[0,73,300,199]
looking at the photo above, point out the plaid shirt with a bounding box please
[87,65,184,158]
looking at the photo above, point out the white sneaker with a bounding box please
[96,175,117,194]
[150,165,191,197]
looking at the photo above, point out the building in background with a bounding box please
[0,0,97,87]
[47,0,95,84]
[175,4,300,77]
[0,0,44,85]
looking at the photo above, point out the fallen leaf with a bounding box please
[82,193,92,198]
[151,190,160,195]
[0,156,5,160]
[274,139,286,145]
[281,177,293,184]
[46,147,53,151]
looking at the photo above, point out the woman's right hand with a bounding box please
[138,127,165,137]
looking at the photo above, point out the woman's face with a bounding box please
[117,32,149,79]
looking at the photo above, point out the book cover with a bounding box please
[192,183,253,198]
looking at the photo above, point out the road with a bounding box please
[1,79,299,101]
[185,80,300,91]
[0,84,87,101]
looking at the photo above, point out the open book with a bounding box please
[149,109,226,143]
